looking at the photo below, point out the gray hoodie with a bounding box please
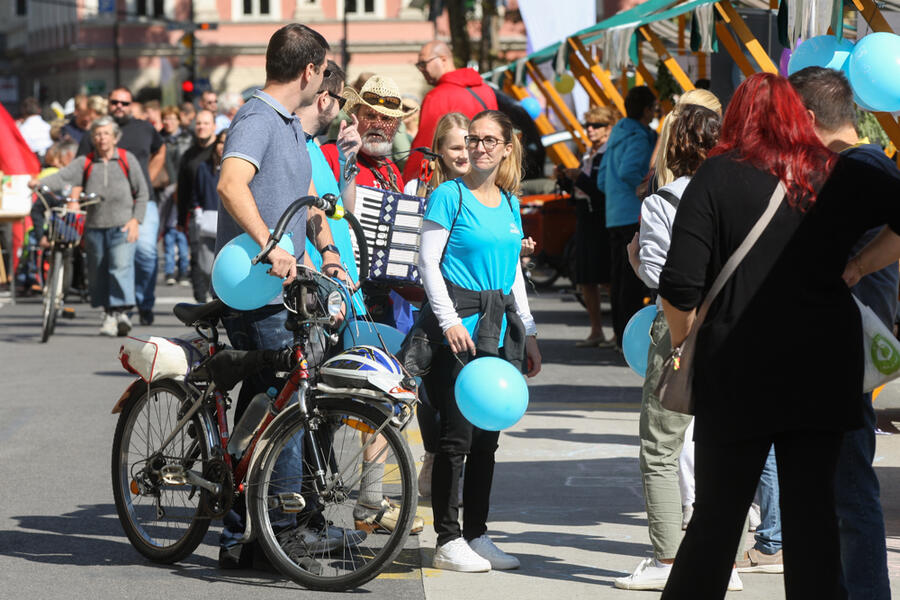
[637,175,691,304]
[39,148,148,229]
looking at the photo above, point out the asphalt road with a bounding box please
[3,281,900,600]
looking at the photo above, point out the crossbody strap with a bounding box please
[465,87,489,110]
[695,181,786,323]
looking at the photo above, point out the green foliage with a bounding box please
[654,60,679,104]
[857,108,891,149]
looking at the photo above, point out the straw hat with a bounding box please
[342,75,420,119]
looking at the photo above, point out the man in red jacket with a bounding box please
[402,40,498,183]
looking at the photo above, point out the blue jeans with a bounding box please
[134,200,158,312]
[754,445,782,554]
[162,227,189,278]
[83,227,136,310]
[219,304,303,549]
[835,396,890,600]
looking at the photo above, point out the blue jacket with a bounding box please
[597,117,657,228]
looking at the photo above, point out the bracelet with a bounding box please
[320,244,340,256]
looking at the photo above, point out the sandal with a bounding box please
[353,497,424,535]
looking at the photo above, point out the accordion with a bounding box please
[350,185,426,286]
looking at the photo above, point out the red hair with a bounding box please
[709,72,836,210]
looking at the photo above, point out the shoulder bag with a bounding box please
[657,181,786,414]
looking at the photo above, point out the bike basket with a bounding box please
[48,212,85,245]
[118,336,203,382]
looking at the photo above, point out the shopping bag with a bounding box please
[854,296,900,392]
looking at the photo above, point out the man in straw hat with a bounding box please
[320,74,419,203]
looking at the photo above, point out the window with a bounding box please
[233,0,279,19]
[339,0,381,17]
[15,0,26,17]
[134,0,165,17]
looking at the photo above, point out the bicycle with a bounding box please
[34,186,101,342]
[110,194,419,591]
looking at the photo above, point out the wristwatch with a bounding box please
[320,244,340,256]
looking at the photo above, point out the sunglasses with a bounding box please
[361,91,402,111]
[320,89,347,110]
[109,99,131,107]
[583,121,609,129]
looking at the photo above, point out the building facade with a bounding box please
[0,0,528,111]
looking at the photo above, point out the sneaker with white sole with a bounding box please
[99,313,118,336]
[728,568,744,591]
[116,312,132,337]
[614,557,671,590]
[468,535,520,570]
[419,453,433,498]
[433,538,491,572]
[736,547,783,573]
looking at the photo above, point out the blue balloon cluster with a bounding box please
[455,357,529,431]
[788,33,900,113]
[622,305,658,378]
[520,96,542,120]
[211,232,294,310]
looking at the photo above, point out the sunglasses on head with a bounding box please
[110,99,131,107]
[361,91,402,111]
[583,121,608,129]
[320,89,347,110]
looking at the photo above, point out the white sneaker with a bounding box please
[99,313,117,336]
[728,568,744,591]
[116,312,132,337]
[418,453,433,498]
[748,502,761,532]
[614,557,671,590]
[468,535,520,570]
[432,538,491,572]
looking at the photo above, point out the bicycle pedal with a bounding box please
[271,492,306,513]
[160,465,188,486]
[62,308,76,319]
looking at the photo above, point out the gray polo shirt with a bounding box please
[216,90,312,266]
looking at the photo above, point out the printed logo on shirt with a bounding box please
[509,222,520,236]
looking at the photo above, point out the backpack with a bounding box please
[82,148,137,198]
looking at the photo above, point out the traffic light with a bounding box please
[182,80,195,102]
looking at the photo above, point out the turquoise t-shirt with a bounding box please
[304,138,367,316]
[423,178,523,344]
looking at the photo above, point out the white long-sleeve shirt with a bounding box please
[638,176,691,303]
[418,219,537,336]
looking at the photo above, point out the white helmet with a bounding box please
[320,345,414,400]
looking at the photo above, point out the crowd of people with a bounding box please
[11,18,900,600]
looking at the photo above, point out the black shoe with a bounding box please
[218,544,254,570]
[138,309,154,326]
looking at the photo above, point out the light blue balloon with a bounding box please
[787,35,854,75]
[846,32,900,113]
[211,231,294,310]
[341,320,405,354]
[623,305,658,377]
[455,357,529,431]
[520,97,542,120]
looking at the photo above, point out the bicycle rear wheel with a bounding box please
[40,250,63,342]
[249,397,417,591]
[111,379,212,563]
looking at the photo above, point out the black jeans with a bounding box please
[662,429,846,600]
[424,344,502,546]
[608,224,648,346]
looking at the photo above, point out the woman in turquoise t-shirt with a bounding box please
[419,110,541,573]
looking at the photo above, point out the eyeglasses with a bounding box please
[323,68,333,79]
[109,99,131,107]
[320,89,347,110]
[465,135,506,151]
[415,56,439,71]
[583,121,609,129]
[361,91,402,111]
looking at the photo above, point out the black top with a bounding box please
[659,153,900,443]
[176,142,215,226]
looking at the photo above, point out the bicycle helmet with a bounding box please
[320,345,412,398]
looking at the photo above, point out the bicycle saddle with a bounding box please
[174,299,228,327]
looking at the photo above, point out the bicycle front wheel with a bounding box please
[40,250,63,342]
[249,397,417,591]
[111,379,212,563]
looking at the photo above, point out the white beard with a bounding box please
[361,138,393,158]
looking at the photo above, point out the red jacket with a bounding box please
[402,68,498,182]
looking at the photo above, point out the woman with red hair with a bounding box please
[658,72,900,599]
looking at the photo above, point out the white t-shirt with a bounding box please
[18,115,52,155]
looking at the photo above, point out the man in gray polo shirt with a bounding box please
[215,23,349,572]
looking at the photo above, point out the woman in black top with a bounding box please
[558,105,618,347]
[658,73,900,599]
